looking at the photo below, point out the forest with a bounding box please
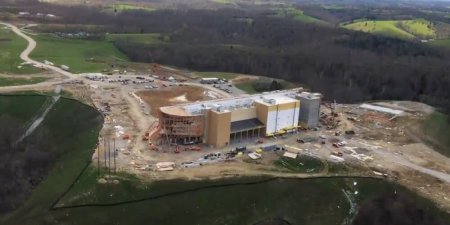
[2,0,450,115]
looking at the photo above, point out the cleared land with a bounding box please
[30,35,128,73]
[210,0,235,4]
[0,25,40,74]
[106,33,161,46]
[102,3,156,13]
[343,19,436,40]
[276,7,327,25]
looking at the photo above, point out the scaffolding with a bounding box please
[159,111,204,145]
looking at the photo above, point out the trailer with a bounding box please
[60,65,70,71]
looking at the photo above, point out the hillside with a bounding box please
[0,25,41,74]
[30,34,128,73]
[0,95,103,217]
[343,19,436,40]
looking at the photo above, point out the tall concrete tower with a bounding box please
[297,92,321,128]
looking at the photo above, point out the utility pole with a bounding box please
[108,137,111,178]
[97,141,100,177]
[113,138,116,174]
[104,138,107,170]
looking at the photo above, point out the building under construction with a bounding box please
[159,89,321,147]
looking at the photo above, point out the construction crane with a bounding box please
[321,100,340,130]
[143,121,160,152]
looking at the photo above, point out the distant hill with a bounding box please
[36,0,289,9]
[343,19,436,40]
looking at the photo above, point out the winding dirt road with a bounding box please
[1,21,450,186]
[373,148,450,183]
[0,22,77,79]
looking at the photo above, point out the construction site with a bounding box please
[157,89,320,147]
[2,58,449,212]
[2,20,450,225]
[65,62,448,212]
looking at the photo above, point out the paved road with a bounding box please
[0,22,77,79]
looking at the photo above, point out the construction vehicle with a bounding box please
[174,145,180,154]
[332,141,347,148]
[321,100,340,130]
[142,132,150,141]
[143,120,159,145]
[149,145,158,151]
[297,126,307,131]
[184,145,201,151]
[331,150,343,157]
[345,130,356,135]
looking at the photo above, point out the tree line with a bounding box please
[2,0,450,114]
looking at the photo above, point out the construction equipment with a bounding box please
[345,130,355,135]
[144,120,159,149]
[174,145,180,154]
[321,100,340,130]
[331,150,343,157]
[142,132,150,141]
[184,145,201,151]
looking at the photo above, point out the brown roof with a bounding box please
[160,106,190,117]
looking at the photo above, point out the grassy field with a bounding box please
[343,19,436,40]
[9,170,449,225]
[105,33,162,46]
[0,25,41,74]
[276,7,327,25]
[194,71,239,80]
[30,35,129,73]
[400,19,435,38]
[235,78,300,94]
[102,3,156,14]
[210,0,236,4]
[274,155,325,173]
[0,95,48,121]
[422,111,450,157]
[0,77,48,87]
[429,38,450,47]
[34,175,353,225]
[235,81,259,94]
[0,95,103,225]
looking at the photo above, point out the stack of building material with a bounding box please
[248,152,262,160]
[283,151,298,159]
[156,162,175,171]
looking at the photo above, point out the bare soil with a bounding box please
[136,85,211,116]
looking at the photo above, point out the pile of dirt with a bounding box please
[136,86,211,117]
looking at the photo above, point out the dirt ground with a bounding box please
[136,85,212,116]
[2,53,449,215]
